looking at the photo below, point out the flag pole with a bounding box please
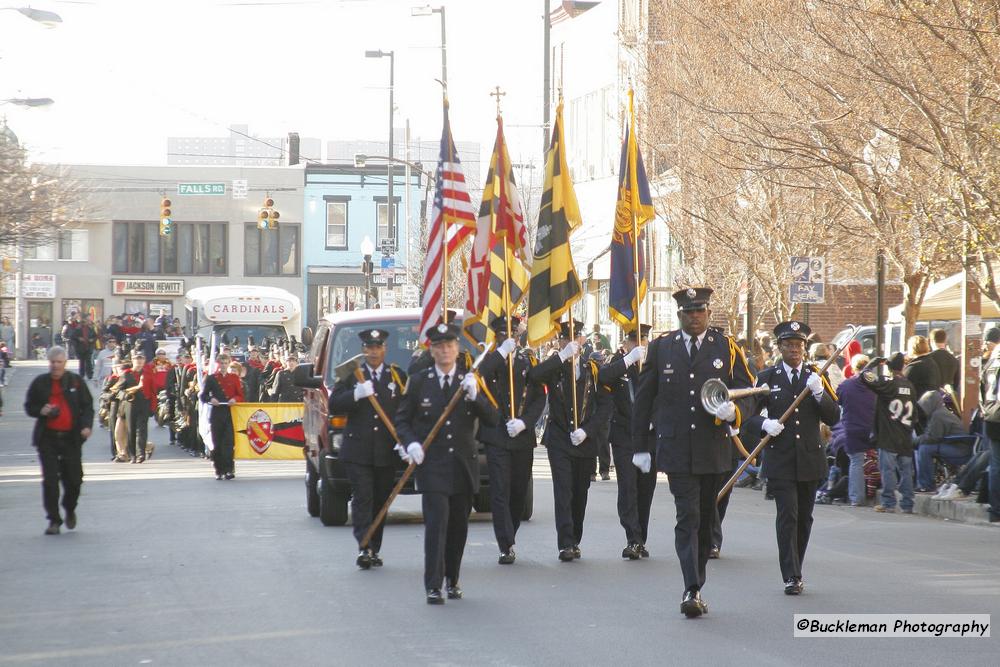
[569,316,579,429]
[441,97,451,325]
[629,88,643,373]
[502,235,516,420]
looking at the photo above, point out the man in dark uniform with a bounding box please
[632,287,755,617]
[200,352,245,480]
[394,322,499,604]
[329,329,408,569]
[598,323,656,560]
[269,354,306,403]
[528,320,613,562]
[743,321,839,595]
[476,315,546,565]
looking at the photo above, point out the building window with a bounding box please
[112,221,227,275]
[23,230,88,261]
[374,196,400,250]
[324,196,350,249]
[244,223,300,277]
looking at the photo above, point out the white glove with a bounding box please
[762,419,784,437]
[558,342,579,362]
[806,372,824,398]
[624,346,645,367]
[506,418,526,437]
[406,442,424,465]
[632,452,652,473]
[498,338,517,359]
[715,400,737,422]
[353,380,375,401]
[570,428,587,446]
[394,443,408,461]
[460,374,478,401]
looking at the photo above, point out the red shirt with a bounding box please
[215,372,245,402]
[48,378,73,432]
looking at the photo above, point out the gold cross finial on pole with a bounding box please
[490,86,506,116]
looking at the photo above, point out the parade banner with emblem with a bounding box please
[231,403,306,460]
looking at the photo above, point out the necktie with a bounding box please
[442,375,450,391]
[791,368,799,386]
[371,368,379,383]
[689,337,698,359]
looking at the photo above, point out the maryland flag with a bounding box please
[527,100,582,346]
[463,116,529,345]
[608,88,656,332]
[231,403,305,460]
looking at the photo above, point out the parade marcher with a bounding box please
[94,337,119,387]
[632,287,755,617]
[100,358,123,461]
[597,323,656,560]
[24,346,94,535]
[858,353,917,514]
[394,322,499,604]
[116,352,154,463]
[476,315,546,565]
[69,314,101,380]
[166,350,192,447]
[269,354,305,403]
[200,352,244,480]
[329,329,408,569]
[179,353,202,457]
[528,319,613,563]
[744,321,840,595]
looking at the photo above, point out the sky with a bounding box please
[1,0,549,170]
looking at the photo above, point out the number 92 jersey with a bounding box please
[858,369,917,456]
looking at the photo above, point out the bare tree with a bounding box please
[0,140,83,250]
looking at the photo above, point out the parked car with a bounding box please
[294,308,528,526]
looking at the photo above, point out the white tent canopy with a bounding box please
[888,271,1000,322]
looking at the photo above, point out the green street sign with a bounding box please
[177,182,226,196]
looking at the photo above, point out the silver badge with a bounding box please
[713,359,723,369]
[371,330,380,340]
[686,288,697,298]
[707,336,714,343]
[437,323,448,333]
[790,322,801,331]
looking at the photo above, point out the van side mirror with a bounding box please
[292,363,322,389]
[301,327,314,347]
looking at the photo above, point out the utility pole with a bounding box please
[542,0,551,154]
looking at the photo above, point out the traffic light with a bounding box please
[258,196,280,230]
[268,208,280,230]
[159,198,173,236]
[257,207,269,229]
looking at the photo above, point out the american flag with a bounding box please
[418,101,476,345]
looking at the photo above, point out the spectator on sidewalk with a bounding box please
[24,346,94,535]
[928,328,959,396]
[132,319,158,362]
[979,340,1000,523]
[70,314,101,380]
[0,338,11,387]
[914,390,970,492]
[829,354,876,506]
[810,343,844,389]
[903,336,943,409]
[0,316,14,353]
[94,337,119,387]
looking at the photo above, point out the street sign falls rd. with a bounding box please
[177,183,226,196]
[790,255,826,304]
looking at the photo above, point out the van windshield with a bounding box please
[213,324,289,348]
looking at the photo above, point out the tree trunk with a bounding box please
[900,271,930,342]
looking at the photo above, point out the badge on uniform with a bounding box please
[713,359,723,369]
[388,382,397,397]
[421,397,432,407]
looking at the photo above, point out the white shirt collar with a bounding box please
[681,330,707,346]
[435,365,455,382]
[782,361,804,376]
[367,363,384,376]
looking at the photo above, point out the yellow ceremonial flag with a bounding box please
[230,403,306,460]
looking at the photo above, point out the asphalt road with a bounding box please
[1,362,997,666]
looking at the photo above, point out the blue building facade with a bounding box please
[303,164,424,328]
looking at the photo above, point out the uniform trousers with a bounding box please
[485,445,533,551]
[210,406,235,476]
[611,445,656,545]
[421,466,472,591]
[667,473,722,592]
[547,446,592,549]
[107,401,119,458]
[768,478,821,581]
[712,466,735,549]
[37,431,83,524]
[124,397,150,461]
[596,437,611,476]
[344,462,395,553]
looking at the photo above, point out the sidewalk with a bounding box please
[914,493,996,526]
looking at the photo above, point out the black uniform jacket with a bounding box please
[475,349,546,450]
[744,363,840,482]
[633,327,756,475]
[25,371,95,448]
[597,350,642,450]
[394,366,499,495]
[528,353,612,459]
[329,363,408,467]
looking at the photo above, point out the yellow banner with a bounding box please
[230,403,306,460]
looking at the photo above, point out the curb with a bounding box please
[913,493,997,526]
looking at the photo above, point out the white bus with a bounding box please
[184,285,305,356]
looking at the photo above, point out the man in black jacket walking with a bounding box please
[24,346,94,535]
[477,315,546,565]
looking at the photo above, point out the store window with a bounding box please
[245,223,300,276]
[24,230,88,261]
[112,222,227,275]
[373,196,400,251]
[324,196,350,250]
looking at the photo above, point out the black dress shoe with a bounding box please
[65,512,76,530]
[498,549,516,565]
[426,589,445,605]
[590,474,597,482]
[216,474,224,480]
[601,472,611,481]
[572,545,582,559]
[558,548,575,562]
[708,545,720,559]
[371,553,383,567]
[622,543,640,560]
[680,589,707,618]
[356,549,373,570]
[784,578,804,595]
[225,472,235,480]
[638,544,650,558]
[44,522,61,536]
[446,584,463,600]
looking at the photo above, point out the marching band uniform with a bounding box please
[200,364,245,480]
[476,316,546,564]
[597,323,656,559]
[394,322,500,604]
[528,320,613,562]
[329,329,408,568]
[632,287,755,617]
[743,321,839,595]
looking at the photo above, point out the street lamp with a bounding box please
[0,7,63,26]
[360,235,375,309]
[353,153,433,184]
[410,4,447,89]
[1,98,55,107]
[365,49,396,253]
